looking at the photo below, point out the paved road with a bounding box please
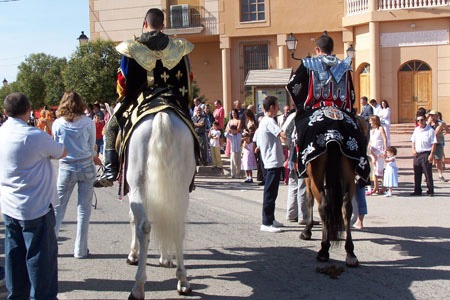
[1,132,450,299]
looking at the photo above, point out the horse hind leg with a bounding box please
[128,201,151,300]
[175,233,191,295]
[342,165,359,267]
[316,190,331,263]
[127,208,139,266]
[159,243,174,268]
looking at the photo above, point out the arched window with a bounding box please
[400,60,431,72]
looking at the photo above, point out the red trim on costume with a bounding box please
[117,70,126,99]
[305,70,352,112]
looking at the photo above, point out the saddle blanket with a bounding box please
[296,106,370,182]
[116,89,199,198]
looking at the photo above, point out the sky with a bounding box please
[0,0,90,82]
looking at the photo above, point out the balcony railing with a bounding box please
[379,0,449,9]
[167,5,204,29]
[346,0,449,15]
[346,0,369,15]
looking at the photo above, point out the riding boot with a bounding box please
[94,150,118,188]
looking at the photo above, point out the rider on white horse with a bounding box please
[94,8,195,188]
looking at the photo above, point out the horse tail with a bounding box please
[146,111,191,253]
[325,142,344,242]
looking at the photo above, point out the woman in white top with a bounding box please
[367,115,388,195]
[379,99,391,146]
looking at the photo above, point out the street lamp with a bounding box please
[77,31,89,45]
[346,44,356,59]
[2,78,8,87]
[285,33,302,60]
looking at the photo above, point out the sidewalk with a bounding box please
[198,132,450,197]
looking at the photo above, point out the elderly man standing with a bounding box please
[192,106,207,165]
[0,92,66,299]
[411,114,437,196]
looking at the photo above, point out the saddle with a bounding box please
[115,88,199,197]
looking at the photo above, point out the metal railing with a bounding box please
[167,5,204,29]
[346,0,449,15]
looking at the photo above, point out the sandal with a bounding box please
[376,190,385,195]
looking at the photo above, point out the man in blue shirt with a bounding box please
[0,93,66,299]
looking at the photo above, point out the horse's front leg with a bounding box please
[127,208,139,265]
[129,201,151,300]
[343,189,359,267]
[317,191,330,262]
[175,231,191,295]
[300,178,314,240]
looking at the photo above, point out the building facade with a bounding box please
[89,0,450,123]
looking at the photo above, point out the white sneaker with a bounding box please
[260,224,282,233]
[272,220,284,228]
[385,191,392,197]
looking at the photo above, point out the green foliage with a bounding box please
[63,40,120,104]
[0,81,21,110]
[15,53,67,109]
[192,79,205,101]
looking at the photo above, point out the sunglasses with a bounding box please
[417,118,425,122]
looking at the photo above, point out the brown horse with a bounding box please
[299,141,359,267]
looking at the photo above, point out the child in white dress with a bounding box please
[383,146,398,197]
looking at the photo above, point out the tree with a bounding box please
[0,81,21,110]
[15,53,67,109]
[63,40,120,104]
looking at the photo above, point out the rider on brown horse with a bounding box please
[286,31,370,182]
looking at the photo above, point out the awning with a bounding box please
[244,68,293,86]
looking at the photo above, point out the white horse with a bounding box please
[125,109,196,299]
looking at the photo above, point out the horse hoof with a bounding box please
[346,255,359,267]
[128,292,144,300]
[316,251,329,262]
[159,260,174,268]
[299,231,312,240]
[177,284,192,295]
[316,255,329,262]
[126,258,138,266]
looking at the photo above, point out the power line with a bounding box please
[0,0,20,2]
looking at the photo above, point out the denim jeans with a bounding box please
[352,183,368,217]
[262,167,282,225]
[4,208,58,300]
[54,159,96,258]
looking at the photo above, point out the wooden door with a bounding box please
[398,72,415,123]
[398,61,431,123]
[358,64,370,113]
[416,71,432,111]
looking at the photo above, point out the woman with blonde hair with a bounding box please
[52,91,101,258]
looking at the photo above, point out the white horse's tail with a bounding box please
[145,111,190,253]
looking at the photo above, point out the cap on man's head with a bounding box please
[428,110,437,115]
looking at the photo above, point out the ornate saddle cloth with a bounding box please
[116,88,199,197]
[295,106,370,182]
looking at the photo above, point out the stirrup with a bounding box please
[93,166,114,188]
